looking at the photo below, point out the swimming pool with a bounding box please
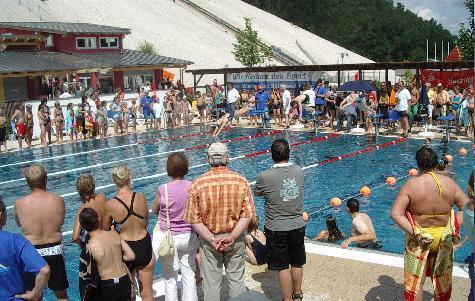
[0,125,472,300]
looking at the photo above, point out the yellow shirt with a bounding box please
[427,89,435,104]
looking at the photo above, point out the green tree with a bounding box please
[137,40,157,54]
[457,0,474,60]
[403,69,414,85]
[232,17,273,67]
[244,0,456,62]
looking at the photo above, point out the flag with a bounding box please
[90,72,98,91]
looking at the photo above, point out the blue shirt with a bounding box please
[140,96,152,114]
[316,86,327,105]
[0,231,46,301]
[255,90,270,110]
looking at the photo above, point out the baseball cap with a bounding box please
[437,83,443,87]
[208,142,228,157]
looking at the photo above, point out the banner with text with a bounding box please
[420,69,473,89]
[227,71,323,91]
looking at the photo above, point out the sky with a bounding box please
[397,0,471,34]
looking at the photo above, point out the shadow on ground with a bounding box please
[365,275,433,301]
[251,270,281,300]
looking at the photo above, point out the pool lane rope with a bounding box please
[9,129,331,211]
[0,129,283,186]
[0,125,226,169]
[303,139,475,218]
[136,127,234,145]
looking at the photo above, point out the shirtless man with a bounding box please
[341,198,379,249]
[433,83,448,120]
[14,164,69,300]
[391,146,468,301]
[79,207,135,301]
[409,82,420,114]
[11,102,26,150]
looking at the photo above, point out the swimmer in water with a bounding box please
[314,216,345,242]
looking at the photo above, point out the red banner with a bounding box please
[421,69,474,89]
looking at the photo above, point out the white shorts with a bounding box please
[428,104,434,118]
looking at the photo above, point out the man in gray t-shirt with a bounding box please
[254,139,305,301]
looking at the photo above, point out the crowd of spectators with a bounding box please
[207,79,474,139]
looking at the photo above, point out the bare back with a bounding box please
[106,190,148,241]
[351,213,376,237]
[72,193,108,244]
[15,189,65,245]
[88,230,129,280]
[402,173,467,227]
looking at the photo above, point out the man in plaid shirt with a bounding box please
[184,142,255,301]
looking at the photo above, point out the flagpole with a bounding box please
[426,39,429,62]
[441,41,443,61]
[434,42,437,61]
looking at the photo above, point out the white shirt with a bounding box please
[144,85,151,93]
[396,88,411,112]
[282,90,291,109]
[303,89,316,107]
[58,92,72,98]
[88,99,97,119]
[227,88,240,104]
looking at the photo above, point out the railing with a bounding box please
[179,0,303,66]
[18,0,53,21]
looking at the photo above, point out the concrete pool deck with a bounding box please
[149,240,471,301]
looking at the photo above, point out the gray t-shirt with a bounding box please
[255,162,304,231]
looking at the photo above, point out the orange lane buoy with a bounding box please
[408,169,418,176]
[386,177,397,186]
[360,186,371,196]
[459,148,468,156]
[330,197,342,207]
[444,154,453,162]
[302,211,309,222]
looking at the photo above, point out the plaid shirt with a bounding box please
[184,166,255,234]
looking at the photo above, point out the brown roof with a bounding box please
[0,22,131,35]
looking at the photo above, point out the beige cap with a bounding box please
[437,83,443,87]
[208,142,228,157]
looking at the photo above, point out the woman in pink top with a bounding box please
[152,152,198,301]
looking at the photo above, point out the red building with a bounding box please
[0,22,192,101]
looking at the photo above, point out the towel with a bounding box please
[403,209,460,301]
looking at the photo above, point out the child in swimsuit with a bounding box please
[24,104,34,149]
[245,216,267,265]
[54,101,64,144]
[130,100,137,133]
[65,103,77,143]
[95,101,107,138]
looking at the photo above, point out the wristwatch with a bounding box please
[210,235,216,243]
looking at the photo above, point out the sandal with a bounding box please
[292,291,303,300]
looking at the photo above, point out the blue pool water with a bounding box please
[0,125,472,300]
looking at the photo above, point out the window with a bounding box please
[99,37,119,49]
[45,34,53,47]
[76,37,96,49]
